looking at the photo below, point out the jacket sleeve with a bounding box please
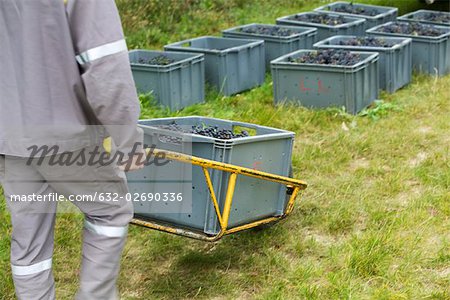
[66,0,143,156]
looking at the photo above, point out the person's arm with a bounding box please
[66,0,144,163]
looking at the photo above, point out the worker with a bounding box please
[0,0,145,299]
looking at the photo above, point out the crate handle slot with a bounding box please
[232,125,258,136]
[156,133,182,145]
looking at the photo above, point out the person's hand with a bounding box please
[118,150,147,172]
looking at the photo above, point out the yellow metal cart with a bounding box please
[131,148,307,242]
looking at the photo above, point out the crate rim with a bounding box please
[398,9,450,25]
[129,49,205,70]
[314,1,398,20]
[313,35,412,51]
[271,49,379,71]
[222,23,317,40]
[164,36,264,55]
[138,116,295,145]
[276,11,366,29]
[366,21,450,40]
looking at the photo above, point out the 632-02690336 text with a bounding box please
[9,192,185,203]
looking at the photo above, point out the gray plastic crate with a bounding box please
[222,23,317,69]
[314,36,412,93]
[276,12,366,41]
[314,1,398,30]
[398,10,450,27]
[127,116,294,235]
[271,50,379,114]
[367,21,450,75]
[129,50,205,110]
[164,37,265,96]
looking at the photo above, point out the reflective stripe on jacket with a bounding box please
[0,0,143,156]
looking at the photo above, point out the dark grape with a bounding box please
[338,37,397,48]
[422,12,450,24]
[288,49,362,66]
[138,55,175,66]
[374,22,446,37]
[238,25,296,37]
[289,13,348,26]
[328,3,379,17]
[156,123,250,140]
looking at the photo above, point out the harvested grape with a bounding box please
[328,3,379,16]
[421,12,450,24]
[138,55,175,66]
[238,25,296,37]
[156,123,250,140]
[289,13,347,26]
[374,22,446,37]
[288,49,362,66]
[338,37,397,47]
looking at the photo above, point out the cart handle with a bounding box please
[150,148,307,189]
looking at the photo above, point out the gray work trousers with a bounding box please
[0,147,133,300]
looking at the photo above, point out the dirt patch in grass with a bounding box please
[409,152,428,167]
[349,158,370,171]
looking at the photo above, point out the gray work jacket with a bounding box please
[0,0,143,157]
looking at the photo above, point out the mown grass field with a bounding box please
[1,0,449,299]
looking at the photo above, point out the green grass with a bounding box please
[1,0,450,299]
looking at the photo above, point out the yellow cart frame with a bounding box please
[131,149,307,242]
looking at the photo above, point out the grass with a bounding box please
[1,0,450,299]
